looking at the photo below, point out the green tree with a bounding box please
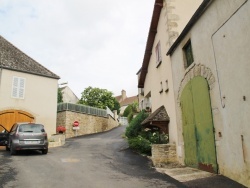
[57,88,63,103]
[78,86,119,111]
[113,99,121,114]
[123,102,138,123]
[123,105,132,117]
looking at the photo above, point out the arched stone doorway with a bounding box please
[180,76,217,173]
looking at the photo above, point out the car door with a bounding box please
[0,125,9,146]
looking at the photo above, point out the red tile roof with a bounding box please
[120,96,138,107]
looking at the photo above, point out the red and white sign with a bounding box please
[73,121,79,127]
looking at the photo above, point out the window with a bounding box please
[165,80,169,92]
[183,40,194,68]
[155,41,162,67]
[12,76,26,99]
[159,81,163,94]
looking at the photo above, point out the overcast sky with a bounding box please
[0,0,155,98]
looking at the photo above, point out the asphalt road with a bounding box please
[0,125,186,188]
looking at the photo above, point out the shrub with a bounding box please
[125,110,169,156]
[125,110,148,139]
[128,136,151,155]
[127,112,134,123]
[141,131,169,144]
[123,105,132,117]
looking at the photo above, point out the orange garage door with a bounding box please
[0,110,35,132]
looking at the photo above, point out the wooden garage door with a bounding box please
[0,110,34,131]
[180,76,218,173]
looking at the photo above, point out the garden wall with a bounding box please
[152,144,177,167]
[57,111,119,138]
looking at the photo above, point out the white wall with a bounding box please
[61,86,79,104]
[143,0,202,144]
[170,0,250,186]
[0,69,58,137]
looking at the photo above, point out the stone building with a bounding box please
[115,90,138,115]
[167,0,250,186]
[0,35,60,137]
[137,0,202,146]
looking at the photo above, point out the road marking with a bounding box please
[61,158,80,163]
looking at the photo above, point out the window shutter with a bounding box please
[19,78,25,99]
[12,77,25,99]
[12,77,18,98]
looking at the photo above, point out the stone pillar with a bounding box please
[152,144,177,167]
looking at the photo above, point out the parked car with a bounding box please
[6,122,49,155]
[0,126,8,147]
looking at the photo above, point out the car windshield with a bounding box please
[18,124,44,133]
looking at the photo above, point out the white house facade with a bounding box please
[0,36,60,137]
[167,0,250,186]
[60,86,79,104]
[138,0,202,143]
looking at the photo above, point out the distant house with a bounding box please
[115,90,138,115]
[0,35,60,137]
[60,85,79,104]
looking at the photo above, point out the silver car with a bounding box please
[7,122,49,155]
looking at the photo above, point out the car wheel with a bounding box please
[10,143,16,155]
[42,148,48,154]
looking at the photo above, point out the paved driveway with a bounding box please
[0,126,185,188]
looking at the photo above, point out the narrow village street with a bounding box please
[0,126,185,188]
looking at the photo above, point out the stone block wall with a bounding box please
[49,134,66,148]
[57,111,119,138]
[152,144,177,167]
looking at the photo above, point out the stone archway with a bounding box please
[177,64,218,173]
[0,110,35,131]
[180,76,217,173]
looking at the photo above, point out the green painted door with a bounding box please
[181,76,218,173]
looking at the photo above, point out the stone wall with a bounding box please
[152,144,177,167]
[49,134,66,148]
[57,111,119,138]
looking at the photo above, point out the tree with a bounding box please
[57,88,63,103]
[113,99,121,115]
[78,86,119,111]
[122,102,138,123]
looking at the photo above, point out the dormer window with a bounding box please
[183,40,194,68]
[155,41,162,67]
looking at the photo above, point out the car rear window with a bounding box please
[18,124,45,133]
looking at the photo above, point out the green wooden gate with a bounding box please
[180,76,218,173]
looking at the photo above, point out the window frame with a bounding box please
[183,40,194,68]
[165,80,169,93]
[159,81,163,94]
[155,41,162,67]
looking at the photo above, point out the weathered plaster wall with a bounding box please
[170,0,250,186]
[57,111,119,138]
[142,0,202,145]
[0,69,58,137]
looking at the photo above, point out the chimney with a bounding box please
[121,90,127,101]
